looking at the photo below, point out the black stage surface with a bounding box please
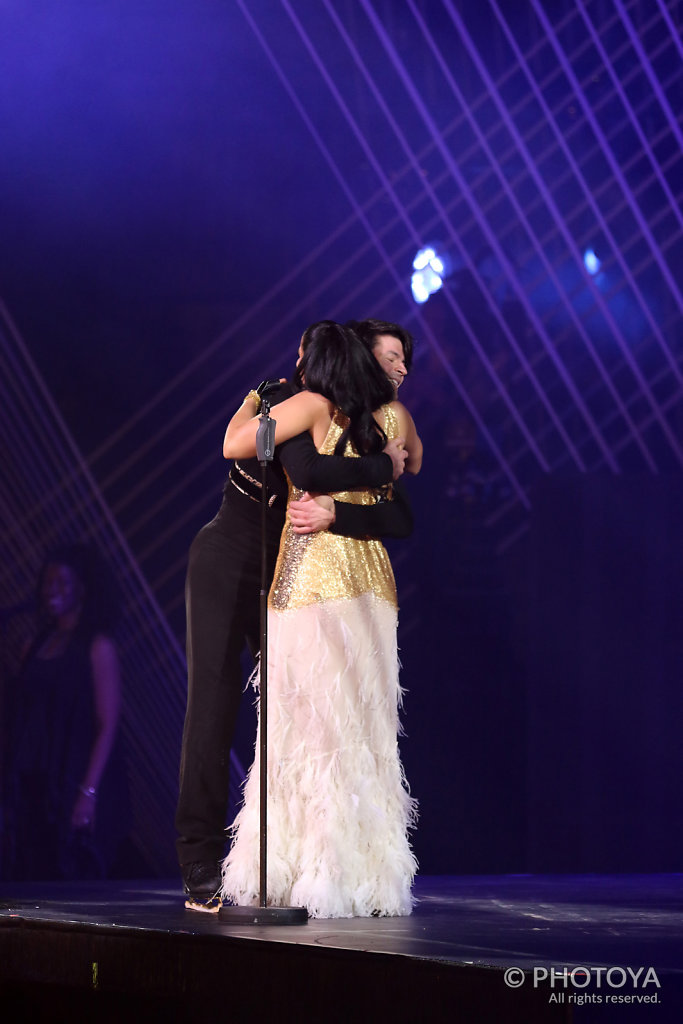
[1,874,681,1022]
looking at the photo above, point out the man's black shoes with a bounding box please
[182,860,223,914]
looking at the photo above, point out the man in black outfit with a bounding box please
[176,319,414,911]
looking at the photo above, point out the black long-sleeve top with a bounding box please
[218,382,413,540]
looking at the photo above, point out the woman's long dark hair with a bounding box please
[294,320,395,455]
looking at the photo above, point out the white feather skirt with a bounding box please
[221,591,418,918]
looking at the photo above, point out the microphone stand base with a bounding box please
[218,904,308,926]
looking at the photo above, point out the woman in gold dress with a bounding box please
[220,321,422,918]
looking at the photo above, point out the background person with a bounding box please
[4,543,129,880]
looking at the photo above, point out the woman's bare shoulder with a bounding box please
[298,390,335,419]
[89,634,119,664]
[388,399,413,424]
[284,390,331,410]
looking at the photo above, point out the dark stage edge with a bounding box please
[1,874,681,1023]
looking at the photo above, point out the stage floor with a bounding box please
[1,873,681,1022]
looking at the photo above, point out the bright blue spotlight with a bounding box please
[413,247,436,271]
[411,266,442,304]
[411,271,429,304]
[411,247,445,303]
[584,248,601,275]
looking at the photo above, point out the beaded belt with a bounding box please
[229,462,278,507]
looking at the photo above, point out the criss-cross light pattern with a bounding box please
[78,0,682,632]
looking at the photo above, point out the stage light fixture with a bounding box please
[583,248,601,275]
[411,246,445,303]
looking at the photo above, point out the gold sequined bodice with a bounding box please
[269,406,399,611]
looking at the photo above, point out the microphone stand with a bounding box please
[219,396,307,925]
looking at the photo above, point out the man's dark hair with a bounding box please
[346,319,414,373]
